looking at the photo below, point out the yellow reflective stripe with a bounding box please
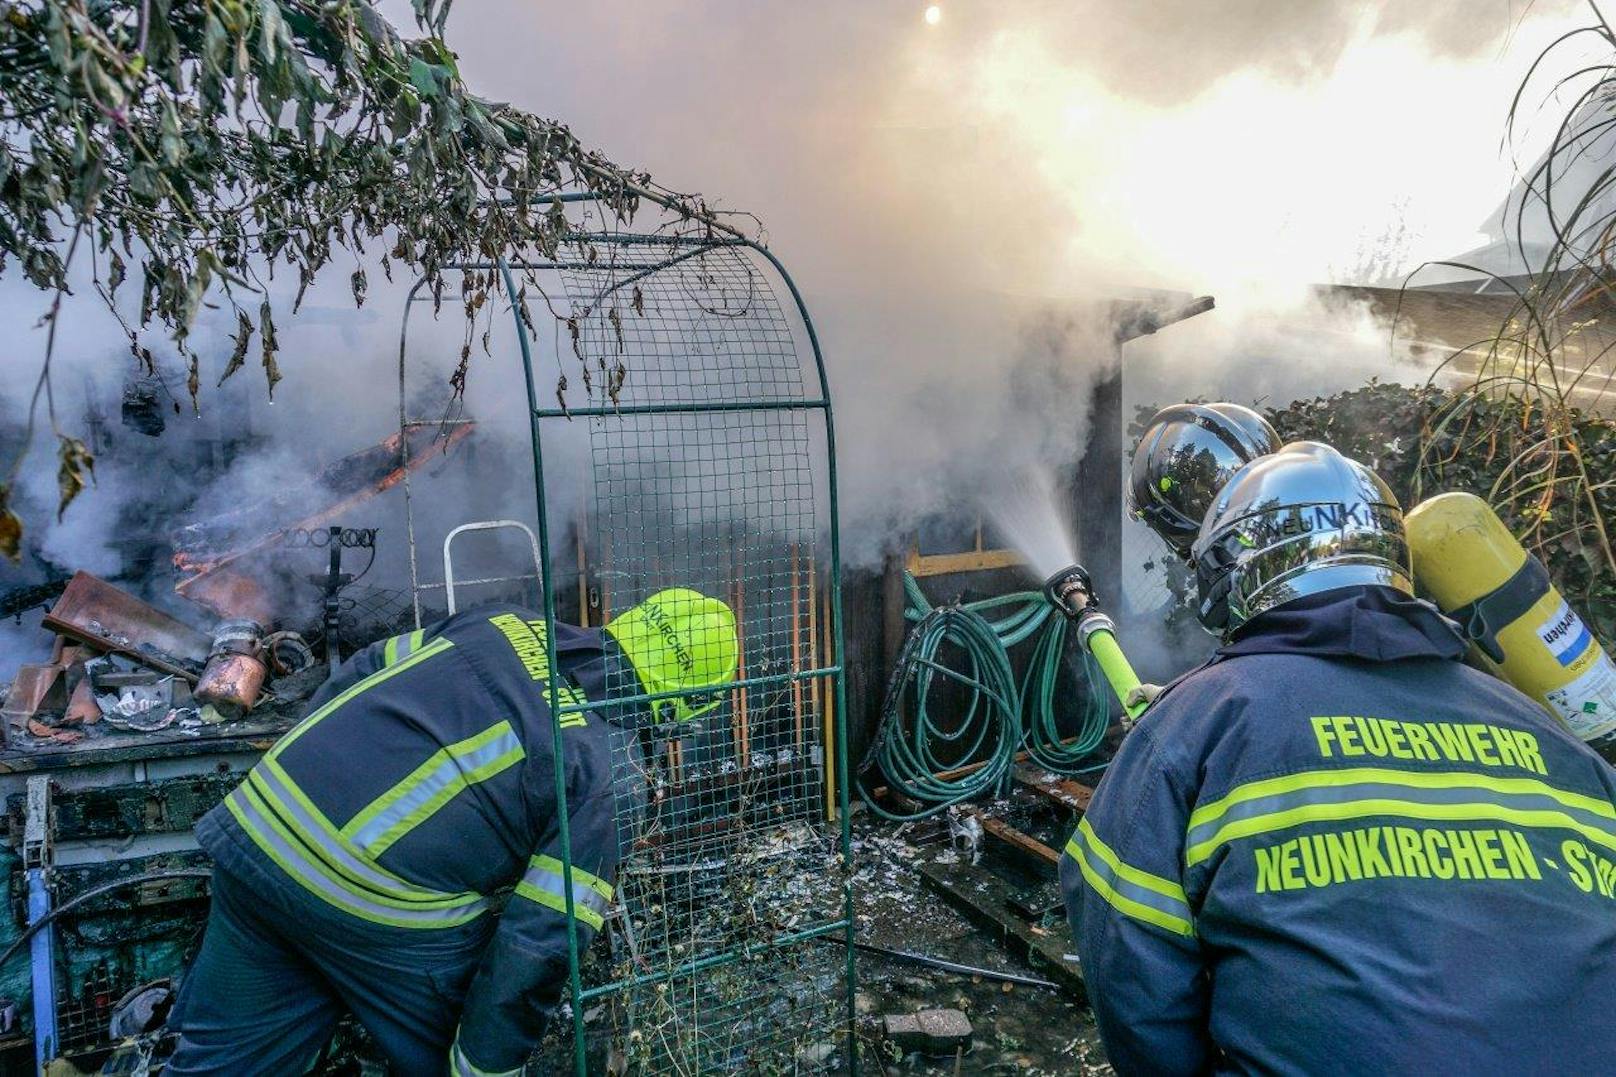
[342,721,525,856]
[269,637,453,760]
[514,877,589,926]
[245,763,471,905]
[1190,766,1616,833]
[248,760,465,905]
[1189,798,1616,868]
[515,854,613,931]
[229,781,485,924]
[383,628,426,667]
[1066,830,1194,938]
[532,853,613,901]
[1186,767,1616,867]
[1074,817,1188,905]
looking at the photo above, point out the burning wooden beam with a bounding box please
[171,423,474,615]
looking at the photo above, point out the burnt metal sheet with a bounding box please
[5,774,240,843]
[42,574,210,682]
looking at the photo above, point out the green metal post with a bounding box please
[405,235,856,1074]
[499,258,591,1077]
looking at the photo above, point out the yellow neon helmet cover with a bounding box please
[606,588,739,723]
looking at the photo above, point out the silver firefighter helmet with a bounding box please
[1190,441,1413,636]
[1129,403,1280,558]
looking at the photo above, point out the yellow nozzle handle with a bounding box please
[1083,623,1148,720]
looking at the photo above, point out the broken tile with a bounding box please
[2,663,69,729]
[63,678,100,725]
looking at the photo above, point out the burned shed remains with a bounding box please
[0,208,853,1074]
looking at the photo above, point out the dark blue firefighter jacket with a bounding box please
[195,603,636,1074]
[1060,586,1616,1075]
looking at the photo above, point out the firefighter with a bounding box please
[166,589,739,1077]
[1127,402,1279,560]
[1123,402,1279,709]
[1061,442,1616,1074]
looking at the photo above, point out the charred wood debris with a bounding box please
[0,425,464,751]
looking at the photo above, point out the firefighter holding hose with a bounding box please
[1060,441,1616,1073]
[166,589,739,1077]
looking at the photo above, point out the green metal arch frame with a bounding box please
[396,229,855,1074]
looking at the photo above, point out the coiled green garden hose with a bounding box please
[856,573,1112,821]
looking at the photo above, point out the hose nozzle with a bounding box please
[1043,564,1097,621]
[1044,563,1149,720]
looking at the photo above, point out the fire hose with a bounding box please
[855,573,1112,821]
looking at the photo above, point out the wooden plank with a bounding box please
[869,747,1104,805]
[43,573,210,681]
[905,547,1025,579]
[1013,765,1095,814]
[0,723,290,773]
[919,859,1085,997]
[963,807,1060,867]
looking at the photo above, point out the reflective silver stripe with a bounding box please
[1187,780,1616,854]
[247,763,458,904]
[450,1032,521,1077]
[383,629,425,666]
[347,725,524,853]
[269,636,453,761]
[1184,767,1616,867]
[515,855,613,929]
[225,787,487,928]
[1066,827,1194,933]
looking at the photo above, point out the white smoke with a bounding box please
[0,0,1598,685]
[382,0,1585,540]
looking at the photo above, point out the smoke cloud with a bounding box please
[400,0,1582,529]
[0,0,1594,682]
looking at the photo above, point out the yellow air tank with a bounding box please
[1406,491,1616,751]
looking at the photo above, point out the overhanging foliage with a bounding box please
[0,0,723,559]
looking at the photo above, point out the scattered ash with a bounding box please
[849,814,1111,1075]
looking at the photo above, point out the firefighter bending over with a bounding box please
[1062,442,1616,1073]
[167,589,739,1076]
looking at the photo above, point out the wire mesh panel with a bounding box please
[531,236,852,1074]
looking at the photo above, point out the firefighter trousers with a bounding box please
[165,853,495,1076]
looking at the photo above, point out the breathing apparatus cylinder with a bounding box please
[1406,492,1616,752]
[1042,566,1149,721]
